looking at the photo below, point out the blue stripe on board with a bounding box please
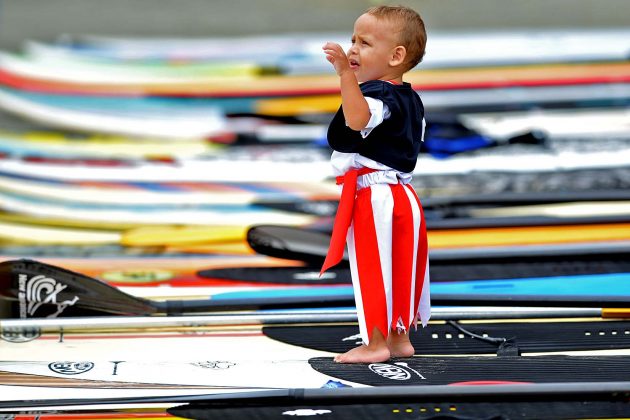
[124,182,188,192]
[2,87,261,114]
[434,272,630,296]
[227,182,294,195]
[0,169,191,191]
[211,273,630,299]
[0,169,68,186]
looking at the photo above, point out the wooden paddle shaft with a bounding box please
[2,307,622,332]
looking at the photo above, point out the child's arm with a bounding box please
[322,42,370,132]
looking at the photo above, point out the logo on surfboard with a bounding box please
[368,362,426,381]
[282,409,333,416]
[49,362,94,375]
[193,361,236,370]
[0,327,41,343]
[18,273,79,318]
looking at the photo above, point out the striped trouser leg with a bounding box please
[347,182,430,344]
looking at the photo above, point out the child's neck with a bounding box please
[382,77,403,85]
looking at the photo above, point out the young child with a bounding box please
[320,5,430,363]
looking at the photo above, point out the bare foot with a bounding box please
[387,332,415,358]
[334,344,390,363]
[334,327,390,363]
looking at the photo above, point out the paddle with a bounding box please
[4,380,630,411]
[5,306,628,333]
[0,259,355,318]
[2,259,630,321]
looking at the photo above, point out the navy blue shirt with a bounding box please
[327,80,425,173]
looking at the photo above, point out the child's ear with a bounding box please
[390,46,407,67]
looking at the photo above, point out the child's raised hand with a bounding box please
[322,42,351,77]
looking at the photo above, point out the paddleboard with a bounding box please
[1,58,628,97]
[0,88,230,140]
[0,50,268,83]
[459,106,630,140]
[168,382,630,420]
[0,169,339,206]
[11,409,182,419]
[263,319,630,356]
[0,129,221,159]
[0,187,320,227]
[0,323,334,361]
[0,216,254,252]
[200,247,630,285]
[1,354,629,408]
[65,29,630,68]
[188,272,630,302]
[255,83,630,117]
[247,224,628,266]
[2,318,629,361]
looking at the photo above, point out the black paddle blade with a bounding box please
[247,225,344,265]
[0,259,158,318]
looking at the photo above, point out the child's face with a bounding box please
[347,13,401,83]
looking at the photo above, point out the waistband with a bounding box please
[335,167,379,185]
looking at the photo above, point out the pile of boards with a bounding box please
[0,28,628,419]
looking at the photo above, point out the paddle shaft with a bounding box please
[4,380,630,409]
[149,292,630,314]
[3,307,628,332]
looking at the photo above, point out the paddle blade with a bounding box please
[247,225,343,265]
[0,259,158,318]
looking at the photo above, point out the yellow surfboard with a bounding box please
[428,222,630,248]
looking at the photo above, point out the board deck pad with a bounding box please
[263,321,630,355]
[308,355,630,386]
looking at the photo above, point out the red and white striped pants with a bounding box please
[347,182,431,344]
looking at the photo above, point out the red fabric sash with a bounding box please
[320,167,379,275]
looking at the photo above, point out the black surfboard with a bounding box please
[263,320,630,356]
[200,248,630,285]
[244,224,630,268]
[169,383,630,420]
[168,353,630,420]
[308,354,630,386]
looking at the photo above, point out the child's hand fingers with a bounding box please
[323,42,350,74]
[322,42,345,57]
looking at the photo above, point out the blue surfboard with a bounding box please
[211,272,630,300]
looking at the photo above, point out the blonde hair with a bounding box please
[365,5,427,71]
